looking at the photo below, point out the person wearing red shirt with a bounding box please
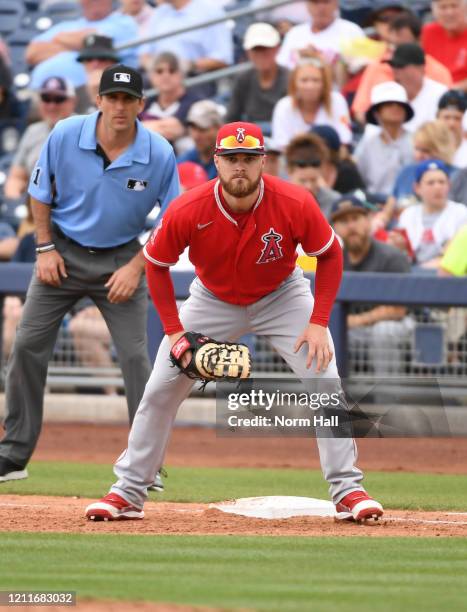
[85,122,383,524]
[421,0,467,91]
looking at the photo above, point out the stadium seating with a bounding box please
[0,0,25,37]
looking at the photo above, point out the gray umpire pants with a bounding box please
[0,232,152,468]
[112,268,364,508]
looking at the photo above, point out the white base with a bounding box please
[210,496,337,519]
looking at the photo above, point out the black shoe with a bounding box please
[147,468,167,492]
[0,457,28,482]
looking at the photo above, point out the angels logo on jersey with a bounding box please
[257,227,283,264]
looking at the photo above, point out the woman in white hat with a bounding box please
[354,81,414,196]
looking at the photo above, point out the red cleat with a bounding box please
[335,490,383,522]
[85,493,144,521]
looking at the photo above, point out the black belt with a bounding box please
[53,224,134,254]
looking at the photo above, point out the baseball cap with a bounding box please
[99,64,143,98]
[364,1,408,26]
[186,100,224,129]
[438,89,467,113]
[366,81,414,125]
[387,43,425,68]
[243,22,281,50]
[330,194,377,222]
[77,34,119,63]
[39,76,75,97]
[414,159,450,182]
[264,136,281,155]
[215,122,265,156]
[310,125,341,152]
[178,161,208,190]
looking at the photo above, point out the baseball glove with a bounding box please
[169,331,251,384]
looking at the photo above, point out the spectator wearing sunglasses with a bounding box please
[140,52,201,148]
[285,132,340,220]
[4,77,76,201]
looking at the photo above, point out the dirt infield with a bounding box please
[33,423,467,474]
[1,495,466,537]
[1,424,466,539]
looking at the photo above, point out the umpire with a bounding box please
[0,64,179,482]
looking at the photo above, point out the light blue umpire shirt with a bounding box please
[28,111,180,248]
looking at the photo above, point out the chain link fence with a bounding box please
[2,301,467,391]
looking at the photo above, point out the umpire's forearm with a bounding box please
[128,249,146,272]
[30,197,53,243]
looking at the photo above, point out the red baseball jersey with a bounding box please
[144,174,335,305]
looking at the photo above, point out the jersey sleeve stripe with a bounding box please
[143,244,177,267]
[306,229,335,257]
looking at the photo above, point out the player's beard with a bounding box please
[220,173,262,198]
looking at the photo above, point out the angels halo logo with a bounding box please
[236,127,246,143]
[257,227,284,264]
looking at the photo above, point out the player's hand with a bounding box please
[168,330,191,368]
[294,323,333,373]
[105,261,142,304]
[36,250,68,287]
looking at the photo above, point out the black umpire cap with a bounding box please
[99,64,143,99]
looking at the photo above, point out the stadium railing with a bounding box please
[115,0,301,54]
[1,264,467,392]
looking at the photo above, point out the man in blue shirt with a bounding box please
[26,0,138,89]
[139,0,233,74]
[0,65,180,485]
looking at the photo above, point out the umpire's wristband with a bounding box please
[35,242,56,254]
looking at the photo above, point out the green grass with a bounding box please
[0,462,466,510]
[1,533,467,612]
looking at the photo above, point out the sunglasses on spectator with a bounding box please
[154,67,177,74]
[82,57,113,63]
[290,158,322,168]
[40,93,67,104]
[298,57,324,69]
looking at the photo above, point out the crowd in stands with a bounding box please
[1,0,467,375]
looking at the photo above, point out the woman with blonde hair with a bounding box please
[271,56,352,150]
[393,120,457,199]
[373,120,458,229]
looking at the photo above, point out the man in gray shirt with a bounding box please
[331,195,414,375]
[4,77,76,200]
[225,23,288,127]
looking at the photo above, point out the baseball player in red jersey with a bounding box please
[85,122,383,523]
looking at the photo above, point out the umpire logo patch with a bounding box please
[127,178,148,191]
[114,73,131,83]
